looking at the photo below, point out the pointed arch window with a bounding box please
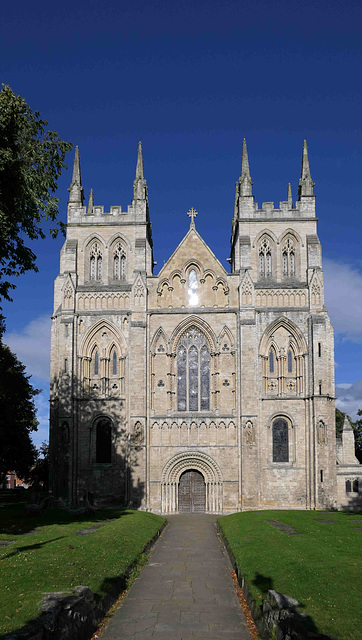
[287,349,293,373]
[259,238,272,277]
[177,327,210,411]
[90,242,102,281]
[269,349,275,374]
[188,269,198,306]
[282,238,295,277]
[94,350,99,376]
[114,242,126,280]
[112,350,118,376]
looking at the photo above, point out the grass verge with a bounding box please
[218,510,362,640]
[0,492,165,636]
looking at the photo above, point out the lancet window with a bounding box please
[269,349,275,374]
[94,350,99,376]
[287,349,293,373]
[188,269,199,306]
[282,238,295,277]
[90,242,102,281]
[177,327,210,411]
[259,237,272,277]
[113,242,126,280]
[112,349,118,376]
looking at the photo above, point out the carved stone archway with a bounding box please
[161,451,223,513]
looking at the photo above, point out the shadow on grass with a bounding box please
[1,536,66,560]
[0,502,134,536]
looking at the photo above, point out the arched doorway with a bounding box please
[179,470,206,513]
[161,451,223,513]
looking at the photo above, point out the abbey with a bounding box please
[49,141,361,512]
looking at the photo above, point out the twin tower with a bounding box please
[49,140,360,512]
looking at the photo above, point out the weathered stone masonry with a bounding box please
[49,140,361,512]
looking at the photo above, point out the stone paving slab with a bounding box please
[100,514,251,639]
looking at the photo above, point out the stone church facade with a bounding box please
[49,141,361,512]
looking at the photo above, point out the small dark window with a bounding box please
[320,470,323,483]
[318,342,321,357]
[272,418,289,462]
[353,479,359,493]
[64,358,68,373]
[269,349,274,373]
[96,419,112,463]
[346,480,351,493]
[319,383,322,396]
[287,350,293,373]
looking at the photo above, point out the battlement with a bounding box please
[67,202,143,224]
[237,197,315,219]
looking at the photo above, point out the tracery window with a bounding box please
[282,238,295,276]
[188,269,199,306]
[259,238,272,277]
[272,418,289,462]
[90,242,102,281]
[177,327,210,411]
[96,418,112,463]
[114,242,126,280]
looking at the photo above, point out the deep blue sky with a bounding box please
[2,0,362,445]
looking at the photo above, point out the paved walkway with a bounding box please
[100,514,251,639]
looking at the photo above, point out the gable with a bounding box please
[148,228,236,309]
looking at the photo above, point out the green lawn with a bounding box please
[218,510,362,640]
[0,493,165,635]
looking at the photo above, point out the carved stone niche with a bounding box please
[244,420,255,444]
[132,421,144,444]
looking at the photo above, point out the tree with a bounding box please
[335,407,346,438]
[30,441,49,490]
[0,341,39,483]
[0,84,72,306]
[352,409,362,463]
[335,407,362,463]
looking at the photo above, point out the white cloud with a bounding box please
[5,315,51,381]
[324,259,362,343]
[336,379,362,421]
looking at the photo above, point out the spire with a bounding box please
[287,182,293,208]
[342,414,353,432]
[68,146,84,205]
[133,141,147,202]
[298,139,315,198]
[239,138,253,196]
[87,188,94,214]
[135,141,144,180]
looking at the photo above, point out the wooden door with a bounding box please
[178,470,206,513]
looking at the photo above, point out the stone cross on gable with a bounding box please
[187,207,198,228]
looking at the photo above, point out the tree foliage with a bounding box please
[29,441,49,489]
[0,341,39,482]
[0,84,72,303]
[335,407,362,463]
